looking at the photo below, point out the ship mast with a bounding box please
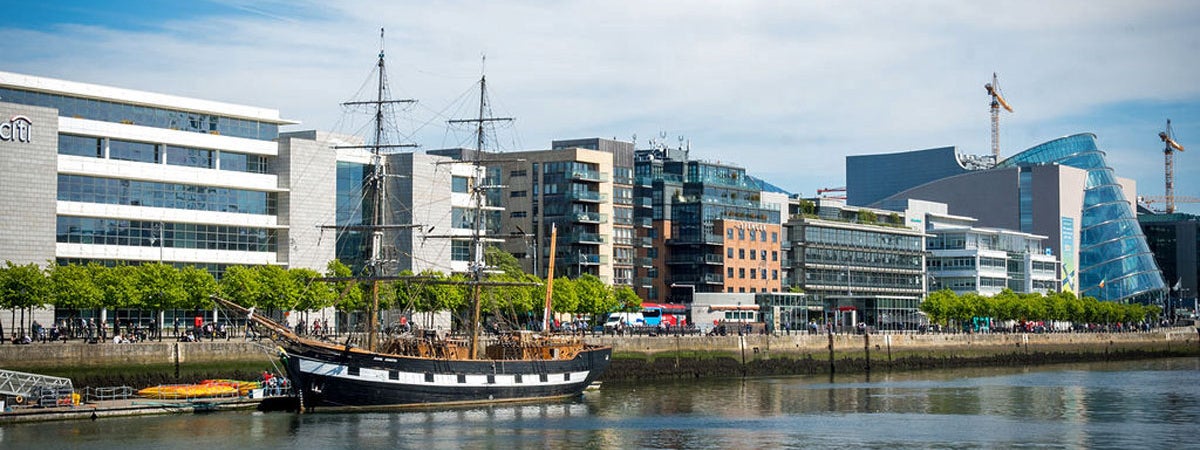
[448,61,512,358]
[332,28,418,351]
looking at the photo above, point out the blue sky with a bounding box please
[4,0,1198,214]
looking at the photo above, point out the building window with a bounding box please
[58,174,276,215]
[510,211,527,218]
[727,267,734,278]
[109,139,159,164]
[738,229,745,240]
[772,232,778,243]
[452,176,470,193]
[739,249,745,259]
[58,134,102,158]
[510,190,527,198]
[750,229,757,241]
[510,169,527,177]
[727,228,734,239]
[750,269,757,279]
[772,270,778,280]
[750,250,756,260]
[56,216,276,252]
[727,248,734,258]
[772,251,778,261]
[451,241,471,261]
[761,232,767,242]
[761,269,767,279]
[739,268,745,279]
[165,145,214,169]
[218,151,270,174]
[760,250,767,260]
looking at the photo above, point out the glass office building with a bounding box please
[996,134,1166,303]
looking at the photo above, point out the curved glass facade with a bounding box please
[997,134,1165,303]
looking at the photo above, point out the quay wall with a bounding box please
[588,328,1200,357]
[594,328,1200,380]
[0,341,272,369]
[1,329,1197,381]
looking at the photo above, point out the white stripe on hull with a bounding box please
[296,356,591,388]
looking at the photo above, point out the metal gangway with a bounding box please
[0,369,74,400]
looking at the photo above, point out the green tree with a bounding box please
[614,285,641,312]
[179,265,218,311]
[856,209,878,224]
[485,246,527,277]
[990,288,1019,322]
[327,260,365,311]
[797,199,816,216]
[920,289,955,327]
[292,268,337,314]
[549,276,579,315]
[1059,291,1085,323]
[136,263,187,327]
[0,262,51,334]
[97,265,139,310]
[218,265,263,308]
[256,265,301,313]
[573,273,613,317]
[49,263,103,318]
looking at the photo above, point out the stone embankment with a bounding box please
[0,340,274,369]
[591,328,1200,380]
[1,329,1196,384]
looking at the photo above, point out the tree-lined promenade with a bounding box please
[920,288,1163,331]
[0,247,642,339]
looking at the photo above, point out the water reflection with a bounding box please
[1,358,1196,449]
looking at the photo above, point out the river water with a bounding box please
[3,358,1197,449]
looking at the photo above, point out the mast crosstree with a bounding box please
[447,63,514,358]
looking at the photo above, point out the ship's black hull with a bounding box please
[280,342,612,410]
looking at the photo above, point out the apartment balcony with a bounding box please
[635,217,652,228]
[638,277,655,287]
[566,191,605,203]
[614,174,634,185]
[613,257,634,267]
[671,273,725,285]
[571,211,605,224]
[558,253,607,266]
[635,197,652,208]
[614,196,634,206]
[666,233,724,246]
[638,236,653,247]
[568,232,605,244]
[613,215,633,226]
[635,175,654,186]
[569,169,605,182]
[637,257,653,267]
[666,254,725,265]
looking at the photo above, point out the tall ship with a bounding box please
[216,31,611,410]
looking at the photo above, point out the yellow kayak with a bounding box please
[138,384,238,399]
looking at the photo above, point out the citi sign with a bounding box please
[0,115,32,143]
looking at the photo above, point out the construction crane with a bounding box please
[985,73,1014,162]
[1158,119,1188,213]
[817,186,847,200]
[1139,195,1200,213]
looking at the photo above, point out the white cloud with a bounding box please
[5,0,1199,212]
